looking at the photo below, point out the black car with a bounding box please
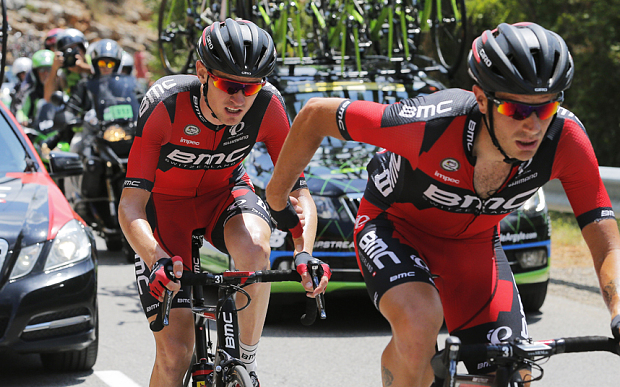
[201,58,551,312]
[0,102,99,371]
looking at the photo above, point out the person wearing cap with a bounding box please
[265,22,620,387]
[119,19,330,387]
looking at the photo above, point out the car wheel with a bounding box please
[518,279,549,313]
[122,236,136,264]
[105,235,123,251]
[40,306,99,372]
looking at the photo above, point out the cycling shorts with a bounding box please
[134,178,272,318]
[354,200,528,373]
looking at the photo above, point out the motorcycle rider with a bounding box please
[44,38,124,153]
[9,57,32,116]
[14,50,54,127]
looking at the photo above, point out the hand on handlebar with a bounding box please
[294,251,331,297]
[148,256,183,301]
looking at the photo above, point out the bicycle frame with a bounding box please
[150,230,325,387]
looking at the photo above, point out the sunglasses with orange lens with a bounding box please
[207,71,265,96]
[97,59,116,69]
[486,92,564,121]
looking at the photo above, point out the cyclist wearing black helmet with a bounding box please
[266,22,620,387]
[119,19,329,387]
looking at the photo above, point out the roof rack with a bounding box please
[275,54,448,79]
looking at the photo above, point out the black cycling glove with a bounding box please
[611,315,620,341]
[268,200,304,238]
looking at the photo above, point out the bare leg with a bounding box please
[149,307,195,387]
[224,213,272,347]
[379,282,444,387]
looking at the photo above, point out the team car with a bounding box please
[200,58,551,312]
[0,100,99,370]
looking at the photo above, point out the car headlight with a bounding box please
[10,243,44,280]
[103,125,132,142]
[312,195,340,220]
[44,219,92,272]
[515,248,548,268]
[522,189,546,214]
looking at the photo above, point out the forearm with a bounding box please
[292,188,317,254]
[583,219,620,317]
[43,69,59,102]
[595,251,620,317]
[118,197,168,268]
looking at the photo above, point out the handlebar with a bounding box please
[432,335,620,386]
[149,266,327,332]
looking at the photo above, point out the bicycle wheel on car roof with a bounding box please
[159,0,218,74]
[431,0,466,76]
[225,365,253,387]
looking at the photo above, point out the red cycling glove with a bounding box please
[148,256,183,299]
[294,251,332,280]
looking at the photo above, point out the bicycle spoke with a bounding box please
[431,0,466,76]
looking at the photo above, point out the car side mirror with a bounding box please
[48,151,84,177]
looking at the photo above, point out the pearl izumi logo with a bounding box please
[229,122,245,136]
[441,158,460,172]
[184,125,200,136]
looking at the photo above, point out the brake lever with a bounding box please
[300,260,327,326]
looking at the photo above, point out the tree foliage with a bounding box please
[460,0,620,166]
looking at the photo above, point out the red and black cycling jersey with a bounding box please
[125,74,305,196]
[337,88,614,238]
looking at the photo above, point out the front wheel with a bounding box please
[225,365,253,387]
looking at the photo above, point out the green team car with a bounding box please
[200,59,551,312]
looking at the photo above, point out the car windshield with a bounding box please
[0,119,28,175]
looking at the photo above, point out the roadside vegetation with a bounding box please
[549,211,596,268]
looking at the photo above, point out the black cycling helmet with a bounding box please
[196,18,276,78]
[90,39,123,75]
[468,22,574,95]
[57,28,88,52]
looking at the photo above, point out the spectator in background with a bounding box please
[14,50,54,127]
[9,57,32,115]
[44,28,64,51]
[45,28,91,102]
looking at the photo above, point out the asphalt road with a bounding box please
[1,240,619,386]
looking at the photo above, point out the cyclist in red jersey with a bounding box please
[119,19,329,387]
[266,22,620,387]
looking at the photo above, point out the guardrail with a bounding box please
[543,166,620,213]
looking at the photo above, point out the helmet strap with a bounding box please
[484,98,520,164]
[202,77,219,120]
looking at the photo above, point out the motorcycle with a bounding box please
[62,74,139,262]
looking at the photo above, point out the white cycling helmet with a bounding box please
[13,57,33,76]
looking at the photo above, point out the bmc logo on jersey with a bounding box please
[165,145,250,170]
[423,184,539,214]
[139,79,177,117]
[336,100,352,133]
[398,100,453,119]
